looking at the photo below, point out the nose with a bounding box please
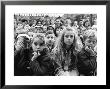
[49,38,52,40]
[68,37,71,40]
[36,45,40,49]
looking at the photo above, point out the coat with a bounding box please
[77,48,97,76]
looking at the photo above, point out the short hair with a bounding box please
[21,19,28,23]
[45,30,55,37]
[47,26,54,31]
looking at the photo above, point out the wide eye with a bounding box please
[34,42,38,46]
[51,37,53,39]
[70,35,73,38]
[40,43,44,46]
[65,35,69,38]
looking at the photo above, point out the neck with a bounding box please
[65,45,71,50]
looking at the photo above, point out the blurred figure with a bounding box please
[72,21,79,30]
[91,19,97,31]
[84,21,92,30]
[64,18,72,28]
[47,25,54,33]
[54,17,63,28]
[77,20,86,44]
[54,26,63,38]
[45,31,56,53]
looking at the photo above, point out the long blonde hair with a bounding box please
[52,27,83,67]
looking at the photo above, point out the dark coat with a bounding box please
[29,48,56,76]
[77,48,97,76]
[14,47,56,76]
[14,49,33,76]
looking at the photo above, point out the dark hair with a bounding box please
[21,19,28,23]
[45,30,55,37]
[83,21,91,27]
[36,19,43,25]
[65,17,73,26]
[47,26,54,31]
[55,17,64,26]
[54,26,63,37]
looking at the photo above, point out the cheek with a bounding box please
[51,39,54,42]
[64,37,67,43]
[46,39,50,42]
[70,37,74,41]
[32,44,36,50]
[56,31,59,34]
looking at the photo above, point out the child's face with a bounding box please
[85,22,90,27]
[37,21,42,26]
[64,31,75,46]
[74,21,78,25]
[32,38,45,52]
[65,19,71,26]
[56,28,62,36]
[45,34,55,45]
[79,21,83,25]
[43,26,47,32]
[17,23,23,29]
[55,19,61,26]
[28,32,34,39]
[84,38,97,49]
[36,28,42,33]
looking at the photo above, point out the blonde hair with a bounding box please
[52,27,83,66]
[83,29,97,41]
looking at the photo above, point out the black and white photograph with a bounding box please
[14,13,97,76]
[4,4,106,85]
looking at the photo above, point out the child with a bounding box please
[77,30,97,76]
[72,21,79,30]
[64,18,72,28]
[84,21,92,30]
[29,33,56,76]
[54,26,63,37]
[45,31,56,53]
[47,25,54,33]
[53,27,83,76]
[77,20,86,44]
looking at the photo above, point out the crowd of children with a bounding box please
[14,14,97,76]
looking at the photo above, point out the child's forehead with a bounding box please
[46,33,55,37]
[33,37,44,42]
[64,30,75,35]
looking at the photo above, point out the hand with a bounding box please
[85,46,95,55]
[31,52,40,61]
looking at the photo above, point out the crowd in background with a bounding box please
[14,14,97,76]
